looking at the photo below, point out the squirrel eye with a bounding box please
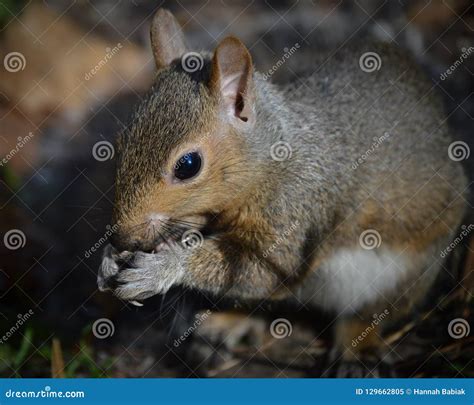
[174,151,202,181]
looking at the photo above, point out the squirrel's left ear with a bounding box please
[150,9,187,69]
[210,37,254,123]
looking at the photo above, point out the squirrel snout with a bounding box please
[111,214,173,253]
[110,232,154,253]
[109,232,132,252]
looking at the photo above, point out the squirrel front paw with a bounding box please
[97,244,123,291]
[98,244,186,302]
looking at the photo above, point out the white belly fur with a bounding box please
[300,248,413,314]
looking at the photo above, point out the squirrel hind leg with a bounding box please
[322,315,397,378]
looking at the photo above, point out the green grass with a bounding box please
[0,324,117,377]
[0,0,24,29]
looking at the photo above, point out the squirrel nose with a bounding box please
[110,232,139,252]
[110,232,154,253]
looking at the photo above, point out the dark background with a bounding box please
[0,0,472,377]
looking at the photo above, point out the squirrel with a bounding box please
[98,9,468,376]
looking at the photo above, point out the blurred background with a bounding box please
[0,0,472,377]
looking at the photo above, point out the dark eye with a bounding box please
[174,151,202,181]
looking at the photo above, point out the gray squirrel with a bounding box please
[98,9,468,376]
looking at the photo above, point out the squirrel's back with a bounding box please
[272,42,466,222]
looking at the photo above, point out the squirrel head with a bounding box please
[111,9,259,252]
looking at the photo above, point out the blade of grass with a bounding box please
[13,328,33,377]
[51,338,65,378]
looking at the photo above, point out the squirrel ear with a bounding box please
[150,9,187,69]
[210,36,254,123]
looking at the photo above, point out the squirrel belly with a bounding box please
[298,245,441,315]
